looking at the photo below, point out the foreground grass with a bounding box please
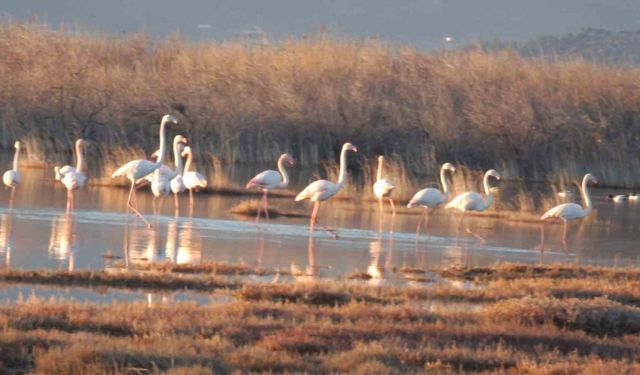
[2,263,640,373]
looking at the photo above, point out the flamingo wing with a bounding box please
[246,170,281,189]
[2,170,20,187]
[408,188,445,208]
[541,203,584,221]
[170,175,186,194]
[446,192,483,212]
[373,178,395,199]
[184,171,207,189]
[295,180,335,202]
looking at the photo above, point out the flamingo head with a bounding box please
[377,155,385,163]
[181,146,192,158]
[150,149,161,161]
[442,162,456,173]
[162,114,179,125]
[343,142,358,153]
[585,173,598,185]
[174,135,188,146]
[281,153,295,166]
[486,169,501,180]
[14,141,20,149]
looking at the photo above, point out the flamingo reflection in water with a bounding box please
[165,218,202,265]
[48,213,76,271]
[0,212,14,267]
[291,235,320,282]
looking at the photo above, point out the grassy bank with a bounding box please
[1,22,640,190]
[1,263,640,373]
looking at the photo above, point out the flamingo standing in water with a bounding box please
[112,114,178,227]
[446,169,500,243]
[181,146,208,214]
[540,173,598,254]
[407,162,456,239]
[150,135,188,215]
[55,139,89,212]
[246,153,295,224]
[3,141,21,207]
[373,156,396,215]
[295,142,358,238]
[170,142,188,217]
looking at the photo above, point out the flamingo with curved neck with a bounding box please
[407,162,456,239]
[373,156,396,215]
[446,169,501,243]
[151,135,187,215]
[170,138,188,216]
[112,114,178,227]
[3,141,22,208]
[55,139,89,213]
[181,146,208,215]
[246,153,295,224]
[295,142,358,238]
[540,173,598,255]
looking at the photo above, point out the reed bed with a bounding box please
[1,263,640,373]
[1,22,640,190]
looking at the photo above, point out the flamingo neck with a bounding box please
[482,172,494,211]
[376,158,383,181]
[156,119,168,166]
[440,166,451,199]
[277,156,290,188]
[184,150,193,173]
[12,146,20,172]
[581,175,593,216]
[75,141,84,174]
[337,147,349,186]
[174,141,184,176]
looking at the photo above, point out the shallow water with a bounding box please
[0,167,639,289]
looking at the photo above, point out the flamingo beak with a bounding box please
[594,178,599,184]
[181,138,188,144]
[352,146,358,153]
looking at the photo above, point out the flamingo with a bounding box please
[181,146,208,214]
[3,141,21,207]
[446,169,501,243]
[150,135,188,215]
[629,193,639,202]
[407,162,456,239]
[170,141,187,216]
[373,156,396,215]
[54,139,89,212]
[606,194,627,203]
[112,114,178,227]
[540,173,598,254]
[295,142,358,238]
[246,153,295,224]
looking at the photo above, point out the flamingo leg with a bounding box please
[561,219,569,254]
[189,189,194,216]
[309,201,338,239]
[127,182,151,228]
[466,222,486,243]
[415,208,425,242]
[66,189,73,214]
[423,207,430,237]
[456,212,466,235]
[174,193,179,217]
[377,198,383,233]
[255,196,262,225]
[8,187,15,210]
[263,190,270,221]
[152,197,157,216]
[389,198,396,216]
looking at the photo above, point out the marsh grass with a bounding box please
[2,263,640,373]
[229,199,309,218]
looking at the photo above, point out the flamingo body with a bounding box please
[3,141,21,188]
[446,191,487,212]
[296,180,338,202]
[170,175,186,194]
[541,203,589,221]
[183,171,207,190]
[373,179,394,199]
[247,154,294,224]
[247,170,284,190]
[408,188,446,209]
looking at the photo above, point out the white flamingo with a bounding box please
[150,135,188,215]
[407,162,456,238]
[112,114,178,227]
[373,156,396,214]
[181,146,208,214]
[170,142,188,216]
[246,153,295,224]
[540,173,598,254]
[446,169,501,243]
[295,142,358,238]
[55,139,89,212]
[3,141,21,207]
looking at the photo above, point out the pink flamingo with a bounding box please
[295,143,357,238]
[540,173,597,254]
[407,162,456,239]
[111,114,177,227]
[373,156,396,215]
[246,153,295,224]
[3,141,21,208]
[54,139,89,212]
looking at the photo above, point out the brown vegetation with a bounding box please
[2,263,640,373]
[1,22,640,193]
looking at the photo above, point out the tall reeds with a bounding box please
[1,22,639,192]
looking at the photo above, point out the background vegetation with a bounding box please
[1,22,640,189]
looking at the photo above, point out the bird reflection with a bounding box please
[175,219,202,264]
[126,218,202,267]
[367,216,395,285]
[126,225,163,264]
[48,213,76,271]
[291,235,319,281]
[0,212,14,267]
